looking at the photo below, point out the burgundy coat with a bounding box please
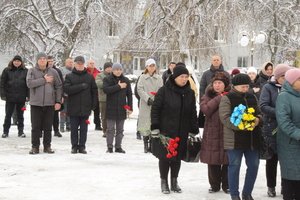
[200,85,228,165]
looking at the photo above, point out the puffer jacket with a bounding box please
[151,76,199,161]
[200,84,229,165]
[0,62,28,102]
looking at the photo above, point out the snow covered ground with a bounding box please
[0,98,282,200]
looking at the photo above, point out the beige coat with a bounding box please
[137,73,163,136]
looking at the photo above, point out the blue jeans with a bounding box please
[227,149,259,197]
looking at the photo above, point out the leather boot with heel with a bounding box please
[171,177,182,193]
[161,178,170,194]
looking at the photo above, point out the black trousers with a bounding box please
[159,159,181,180]
[266,153,280,188]
[31,105,54,148]
[3,102,25,134]
[93,103,101,127]
[70,116,88,149]
[52,110,59,132]
[282,178,300,200]
[208,164,229,191]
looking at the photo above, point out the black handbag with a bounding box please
[198,110,205,128]
[183,135,201,162]
[259,135,274,160]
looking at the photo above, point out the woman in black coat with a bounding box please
[151,65,199,194]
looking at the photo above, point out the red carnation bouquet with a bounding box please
[159,134,180,159]
[85,119,90,124]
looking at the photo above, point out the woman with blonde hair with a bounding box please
[137,58,163,153]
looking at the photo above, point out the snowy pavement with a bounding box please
[0,99,282,200]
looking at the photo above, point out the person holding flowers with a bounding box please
[275,68,300,199]
[219,73,262,200]
[103,63,132,154]
[200,72,230,194]
[137,58,163,153]
[151,65,198,194]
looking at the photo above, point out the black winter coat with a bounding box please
[0,63,28,103]
[64,68,97,117]
[103,74,133,120]
[151,76,199,161]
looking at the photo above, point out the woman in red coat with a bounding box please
[200,72,230,194]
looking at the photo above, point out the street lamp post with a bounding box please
[240,31,267,66]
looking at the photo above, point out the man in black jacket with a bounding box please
[64,56,98,154]
[103,63,133,153]
[0,55,28,138]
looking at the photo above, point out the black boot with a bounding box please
[143,136,149,153]
[171,177,182,193]
[136,131,142,140]
[161,179,170,194]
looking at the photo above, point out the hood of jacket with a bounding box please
[281,80,300,98]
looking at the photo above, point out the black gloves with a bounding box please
[147,98,154,106]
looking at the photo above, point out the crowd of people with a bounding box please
[0,53,300,200]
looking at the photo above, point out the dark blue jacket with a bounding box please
[259,80,281,151]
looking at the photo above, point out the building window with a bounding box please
[237,56,248,68]
[133,57,146,70]
[214,25,225,42]
[108,18,117,37]
[160,54,168,69]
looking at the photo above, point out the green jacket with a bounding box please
[95,72,109,102]
[276,81,300,180]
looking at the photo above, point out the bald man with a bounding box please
[199,55,230,98]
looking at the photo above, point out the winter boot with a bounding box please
[161,179,170,194]
[171,177,182,193]
[18,131,26,138]
[242,194,254,200]
[43,147,55,154]
[29,147,39,154]
[136,131,142,140]
[267,187,276,197]
[54,131,62,137]
[143,136,149,153]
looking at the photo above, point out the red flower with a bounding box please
[160,134,180,159]
[21,107,26,111]
[166,153,172,158]
[150,91,157,96]
[123,105,131,110]
[85,119,90,124]
[172,151,178,156]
